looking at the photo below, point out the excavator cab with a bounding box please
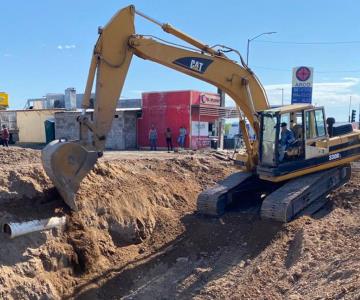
[257,104,333,180]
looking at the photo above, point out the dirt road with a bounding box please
[0,147,359,299]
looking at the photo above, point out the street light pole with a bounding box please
[246,39,250,65]
[246,31,277,66]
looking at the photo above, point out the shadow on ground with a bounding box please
[67,210,283,300]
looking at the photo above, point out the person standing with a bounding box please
[148,124,158,151]
[178,126,187,149]
[2,124,9,147]
[165,128,173,152]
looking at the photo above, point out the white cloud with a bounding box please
[265,77,360,107]
[225,77,360,121]
[57,44,76,50]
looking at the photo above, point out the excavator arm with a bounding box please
[41,5,269,210]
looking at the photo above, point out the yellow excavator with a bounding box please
[42,5,360,222]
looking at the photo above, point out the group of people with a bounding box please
[148,125,187,152]
[148,122,296,158]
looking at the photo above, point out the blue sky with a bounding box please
[1,0,360,121]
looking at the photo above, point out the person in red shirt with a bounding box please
[2,125,9,147]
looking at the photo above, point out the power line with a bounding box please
[254,40,360,45]
[252,65,360,74]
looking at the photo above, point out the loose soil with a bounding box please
[0,147,359,299]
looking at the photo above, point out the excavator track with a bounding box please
[260,164,351,222]
[197,172,253,216]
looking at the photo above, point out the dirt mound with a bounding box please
[0,168,52,204]
[66,156,235,274]
[0,148,236,299]
[0,147,52,206]
[0,147,41,165]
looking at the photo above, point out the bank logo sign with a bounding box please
[291,66,314,104]
[173,57,213,74]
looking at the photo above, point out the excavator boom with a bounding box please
[42,5,269,210]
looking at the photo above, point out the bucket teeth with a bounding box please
[41,140,98,210]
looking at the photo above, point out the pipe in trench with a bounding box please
[3,216,67,239]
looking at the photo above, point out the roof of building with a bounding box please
[55,108,142,113]
[265,104,315,114]
[0,108,66,113]
[142,90,218,95]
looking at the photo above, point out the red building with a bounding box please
[137,90,239,150]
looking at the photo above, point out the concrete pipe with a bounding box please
[3,216,67,239]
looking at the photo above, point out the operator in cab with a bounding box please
[279,122,295,162]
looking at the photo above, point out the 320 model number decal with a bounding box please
[329,153,341,161]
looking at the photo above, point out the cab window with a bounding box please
[306,109,326,139]
[315,109,326,136]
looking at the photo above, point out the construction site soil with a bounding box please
[0,147,359,299]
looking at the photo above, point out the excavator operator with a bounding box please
[279,122,295,162]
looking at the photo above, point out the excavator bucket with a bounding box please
[41,140,98,211]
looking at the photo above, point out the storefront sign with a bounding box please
[0,92,9,107]
[200,93,220,106]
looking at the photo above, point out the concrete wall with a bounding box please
[16,110,61,143]
[54,111,81,141]
[55,110,138,150]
